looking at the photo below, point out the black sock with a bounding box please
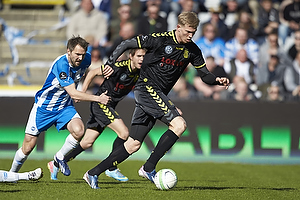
[88,144,130,176]
[144,129,179,172]
[64,144,85,162]
[108,137,126,171]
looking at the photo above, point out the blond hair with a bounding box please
[177,11,199,29]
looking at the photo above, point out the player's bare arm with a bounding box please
[64,83,110,104]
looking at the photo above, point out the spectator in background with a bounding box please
[66,0,108,52]
[265,84,285,102]
[106,21,136,58]
[278,0,300,44]
[220,0,246,30]
[92,0,111,20]
[225,27,259,65]
[288,29,300,60]
[283,52,300,100]
[167,0,196,31]
[109,4,136,44]
[256,54,286,99]
[137,1,168,35]
[228,76,258,101]
[228,10,256,40]
[168,75,197,101]
[224,48,256,85]
[202,7,228,41]
[258,31,292,69]
[195,23,226,66]
[255,0,280,45]
[193,56,228,100]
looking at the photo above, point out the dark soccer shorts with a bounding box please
[86,101,121,133]
[131,85,180,126]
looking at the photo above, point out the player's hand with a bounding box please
[216,77,230,89]
[176,107,183,116]
[74,99,80,103]
[98,90,111,105]
[102,65,114,79]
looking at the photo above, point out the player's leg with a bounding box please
[54,108,85,176]
[64,128,101,162]
[10,104,41,172]
[10,134,38,172]
[84,108,154,189]
[0,168,43,182]
[140,88,184,178]
[105,119,129,181]
[48,125,98,180]
[143,116,186,173]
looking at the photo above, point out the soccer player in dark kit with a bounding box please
[83,11,230,189]
[48,48,146,182]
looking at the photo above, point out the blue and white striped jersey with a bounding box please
[35,52,91,112]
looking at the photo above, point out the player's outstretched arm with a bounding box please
[82,65,114,93]
[82,67,103,93]
[64,83,110,104]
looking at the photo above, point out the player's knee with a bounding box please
[118,129,129,140]
[125,138,141,154]
[71,125,85,140]
[22,144,34,155]
[169,117,187,136]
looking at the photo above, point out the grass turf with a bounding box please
[0,159,300,200]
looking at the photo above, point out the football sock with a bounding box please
[144,129,179,172]
[108,137,126,171]
[88,144,130,176]
[55,134,79,160]
[0,171,19,182]
[9,148,28,172]
[64,144,84,162]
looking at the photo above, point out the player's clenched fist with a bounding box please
[216,77,230,89]
[98,91,111,105]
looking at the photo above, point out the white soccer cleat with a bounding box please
[138,165,156,183]
[28,168,43,181]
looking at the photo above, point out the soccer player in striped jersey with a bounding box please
[9,36,113,177]
[47,48,146,182]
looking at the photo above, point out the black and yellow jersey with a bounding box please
[96,59,139,108]
[106,30,218,95]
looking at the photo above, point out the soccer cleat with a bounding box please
[28,168,43,181]
[105,169,129,182]
[54,156,70,176]
[138,165,156,183]
[83,171,100,189]
[47,160,59,180]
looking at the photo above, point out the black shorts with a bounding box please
[86,101,121,133]
[131,85,180,126]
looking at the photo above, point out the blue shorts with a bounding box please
[25,103,81,136]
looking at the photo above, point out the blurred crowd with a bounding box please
[3,0,300,102]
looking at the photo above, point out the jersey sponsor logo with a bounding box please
[161,57,184,67]
[114,82,135,91]
[165,45,173,54]
[59,72,67,80]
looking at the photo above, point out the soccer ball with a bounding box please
[153,169,177,190]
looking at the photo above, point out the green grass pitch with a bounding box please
[0,159,300,200]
